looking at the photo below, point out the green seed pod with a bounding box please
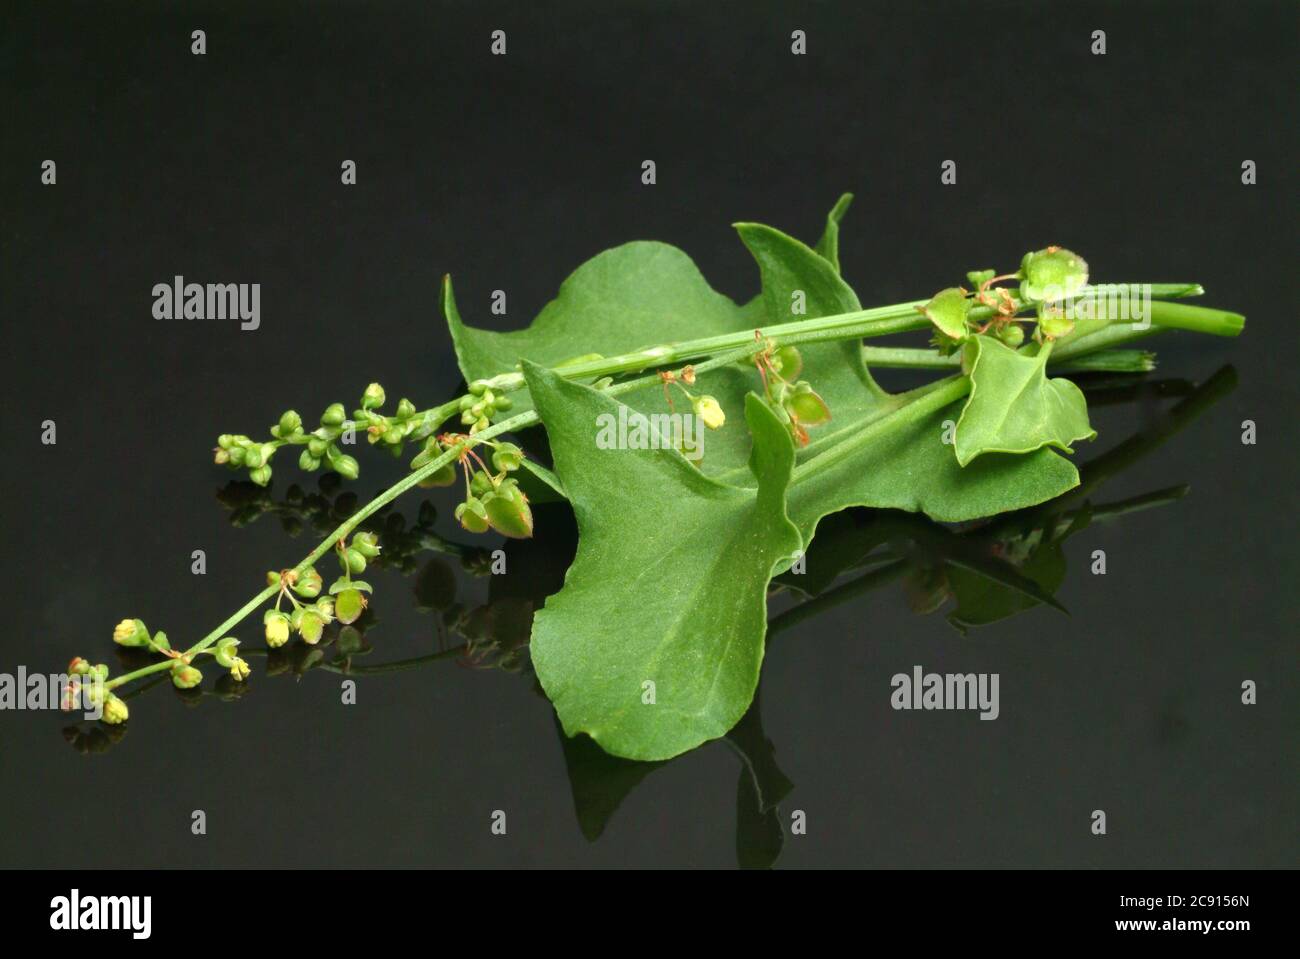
[417,460,457,487]
[346,548,367,575]
[966,269,996,290]
[278,410,302,435]
[998,323,1026,348]
[151,630,170,652]
[213,637,241,668]
[482,482,534,539]
[171,663,203,690]
[298,450,321,471]
[1037,306,1075,340]
[335,588,365,625]
[455,497,491,534]
[1019,247,1089,303]
[785,383,832,426]
[250,465,272,487]
[352,531,382,558]
[321,403,347,426]
[298,610,324,645]
[395,398,416,419]
[921,287,972,341]
[292,566,323,599]
[771,345,803,380]
[492,442,524,472]
[361,382,386,410]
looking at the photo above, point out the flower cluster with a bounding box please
[437,434,535,539]
[920,246,1090,352]
[214,382,456,486]
[753,343,831,446]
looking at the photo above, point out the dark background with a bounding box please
[1,1,1295,867]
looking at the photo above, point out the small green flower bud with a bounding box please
[459,395,476,411]
[313,596,335,624]
[113,618,151,648]
[171,663,203,689]
[68,657,91,676]
[352,531,382,558]
[266,570,281,587]
[213,637,241,668]
[102,693,129,725]
[228,446,247,467]
[361,382,386,410]
[299,450,321,471]
[998,323,1026,348]
[293,566,323,598]
[382,426,403,445]
[345,548,367,575]
[455,497,491,534]
[217,434,235,450]
[395,398,416,419]
[468,381,488,396]
[213,447,231,465]
[491,443,524,472]
[321,403,347,427]
[471,416,490,433]
[966,269,996,290]
[307,437,328,457]
[264,610,291,648]
[250,465,272,486]
[460,409,477,426]
[493,395,513,411]
[91,663,110,681]
[333,453,360,480]
[278,410,302,435]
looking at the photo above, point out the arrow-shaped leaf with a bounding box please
[523,361,801,761]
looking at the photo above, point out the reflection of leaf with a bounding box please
[525,363,801,761]
[955,337,1095,466]
[556,721,664,841]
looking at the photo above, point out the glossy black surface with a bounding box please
[2,1,1295,867]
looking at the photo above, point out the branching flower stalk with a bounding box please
[76,240,1245,729]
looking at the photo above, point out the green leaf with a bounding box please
[444,242,751,416]
[954,337,1096,466]
[812,192,854,275]
[523,361,802,761]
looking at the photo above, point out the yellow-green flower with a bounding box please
[229,657,251,682]
[112,618,150,647]
[102,693,129,725]
[265,612,291,648]
[693,395,725,430]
